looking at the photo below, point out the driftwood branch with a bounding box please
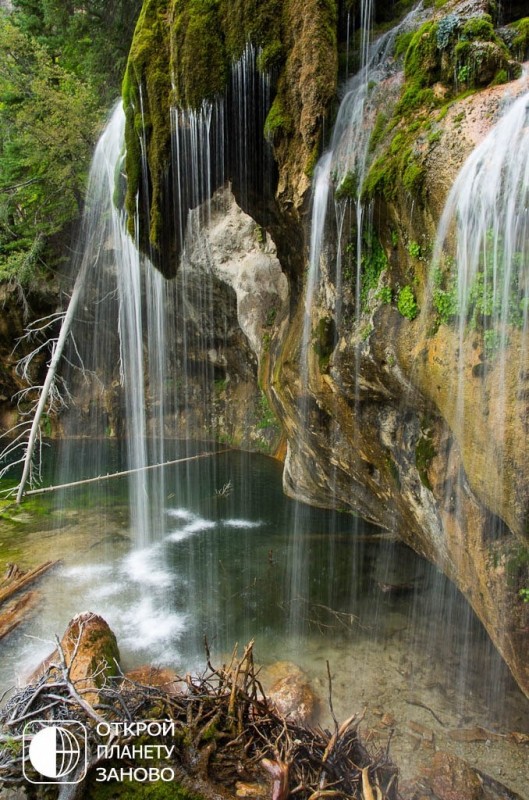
[22,449,232,497]
[0,641,401,800]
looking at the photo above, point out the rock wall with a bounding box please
[121,0,529,695]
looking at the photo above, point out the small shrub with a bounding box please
[397,285,419,320]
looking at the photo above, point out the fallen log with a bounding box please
[0,560,59,606]
[0,590,40,640]
[21,449,231,497]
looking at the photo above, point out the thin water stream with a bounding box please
[1,448,529,794]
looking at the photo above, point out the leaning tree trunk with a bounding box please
[15,265,87,504]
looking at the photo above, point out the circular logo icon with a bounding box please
[28,725,82,779]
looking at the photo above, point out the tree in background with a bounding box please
[0,13,101,284]
[0,0,142,289]
[11,0,143,105]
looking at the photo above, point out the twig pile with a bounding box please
[0,639,400,799]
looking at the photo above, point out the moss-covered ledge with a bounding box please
[122,0,338,274]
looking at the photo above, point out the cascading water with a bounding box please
[3,11,529,796]
[288,2,425,636]
[56,102,167,548]
[432,86,529,538]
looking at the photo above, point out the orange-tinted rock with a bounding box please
[29,612,120,701]
[123,665,183,695]
[421,752,484,800]
[262,661,318,724]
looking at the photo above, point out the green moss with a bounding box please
[256,39,284,73]
[219,0,283,61]
[511,18,529,61]
[85,775,204,799]
[491,68,508,85]
[385,453,401,488]
[396,83,435,115]
[397,285,419,320]
[402,156,425,195]
[172,0,227,108]
[368,111,388,153]
[415,429,436,490]
[123,0,172,247]
[362,153,397,201]
[404,20,440,86]
[461,15,494,41]
[394,30,413,59]
[264,95,290,142]
[313,316,336,372]
[335,170,358,201]
[304,145,320,179]
[361,231,388,311]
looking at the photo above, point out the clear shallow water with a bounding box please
[1,448,529,794]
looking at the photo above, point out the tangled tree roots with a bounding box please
[0,639,400,799]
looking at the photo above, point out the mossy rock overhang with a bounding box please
[122,0,338,278]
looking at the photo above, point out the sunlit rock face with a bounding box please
[274,70,529,696]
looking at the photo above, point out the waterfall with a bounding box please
[300,2,424,354]
[56,44,273,548]
[57,104,167,547]
[432,86,529,538]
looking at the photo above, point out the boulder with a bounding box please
[29,612,120,702]
[415,752,484,800]
[261,661,318,725]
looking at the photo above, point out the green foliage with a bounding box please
[360,231,388,311]
[335,171,358,201]
[0,11,100,283]
[407,241,422,259]
[397,285,418,320]
[511,18,529,61]
[11,0,143,104]
[360,322,373,341]
[256,390,278,430]
[519,587,529,603]
[433,285,459,324]
[375,285,392,304]
[436,14,459,49]
[482,328,502,358]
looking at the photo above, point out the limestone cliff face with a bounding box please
[124,0,529,696]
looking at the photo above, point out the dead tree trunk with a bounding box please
[15,265,87,504]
